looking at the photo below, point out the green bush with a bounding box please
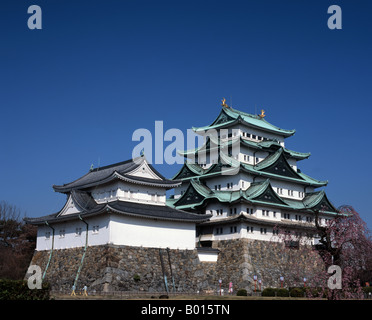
[236,289,248,296]
[0,279,50,300]
[262,287,277,297]
[304,287,327,298]
[362,287,372,294]
[276,288,289,297]
[289,287,304,297]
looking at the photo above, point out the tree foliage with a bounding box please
[0,201,36,280]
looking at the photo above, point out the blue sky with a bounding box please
[0,0,371,229]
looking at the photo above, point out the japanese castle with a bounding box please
[167,100,338,246]
[26,99,338,252]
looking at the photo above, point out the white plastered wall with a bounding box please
[109,213,196,249]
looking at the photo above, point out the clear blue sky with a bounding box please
[1,0,371,229]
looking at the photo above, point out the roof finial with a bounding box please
[221,97,229,108]
[90,164,94,171]
[259,109,266,118]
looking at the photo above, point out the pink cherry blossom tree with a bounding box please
[272,205,372,299]
[313,205,372,299]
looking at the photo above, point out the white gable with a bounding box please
[58,195,83,216]
[126,159,162,180]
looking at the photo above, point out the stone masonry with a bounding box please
[29,239,324,293]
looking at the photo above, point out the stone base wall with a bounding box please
[29,239,324,293]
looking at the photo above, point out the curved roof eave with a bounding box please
[107,205,211,223]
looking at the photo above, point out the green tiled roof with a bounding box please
[178,135,310,160]
[192,107,295,137]
[171,178,337,214]
[173,149,327,187]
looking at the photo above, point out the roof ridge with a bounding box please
[92,157,139,172]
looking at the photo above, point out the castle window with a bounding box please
[215,227,223,235]
[93,225,99,234]
[230,226,237,233]
[247,226,254,233]
[45,231,50,240]
[260,228,267,234]
[234,208,237,214]
[75,227,82,236]
[59,229,65,238]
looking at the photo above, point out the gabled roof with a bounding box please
[24,190,211,225]
[253,148,306,181]
[173,150,327,187]
[170,178,337,214]
[192,107,296,137]
[172,179,287,210]
[172,161,207,180]
[53,156,181,193]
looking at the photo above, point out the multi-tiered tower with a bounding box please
[168,101,338,247]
